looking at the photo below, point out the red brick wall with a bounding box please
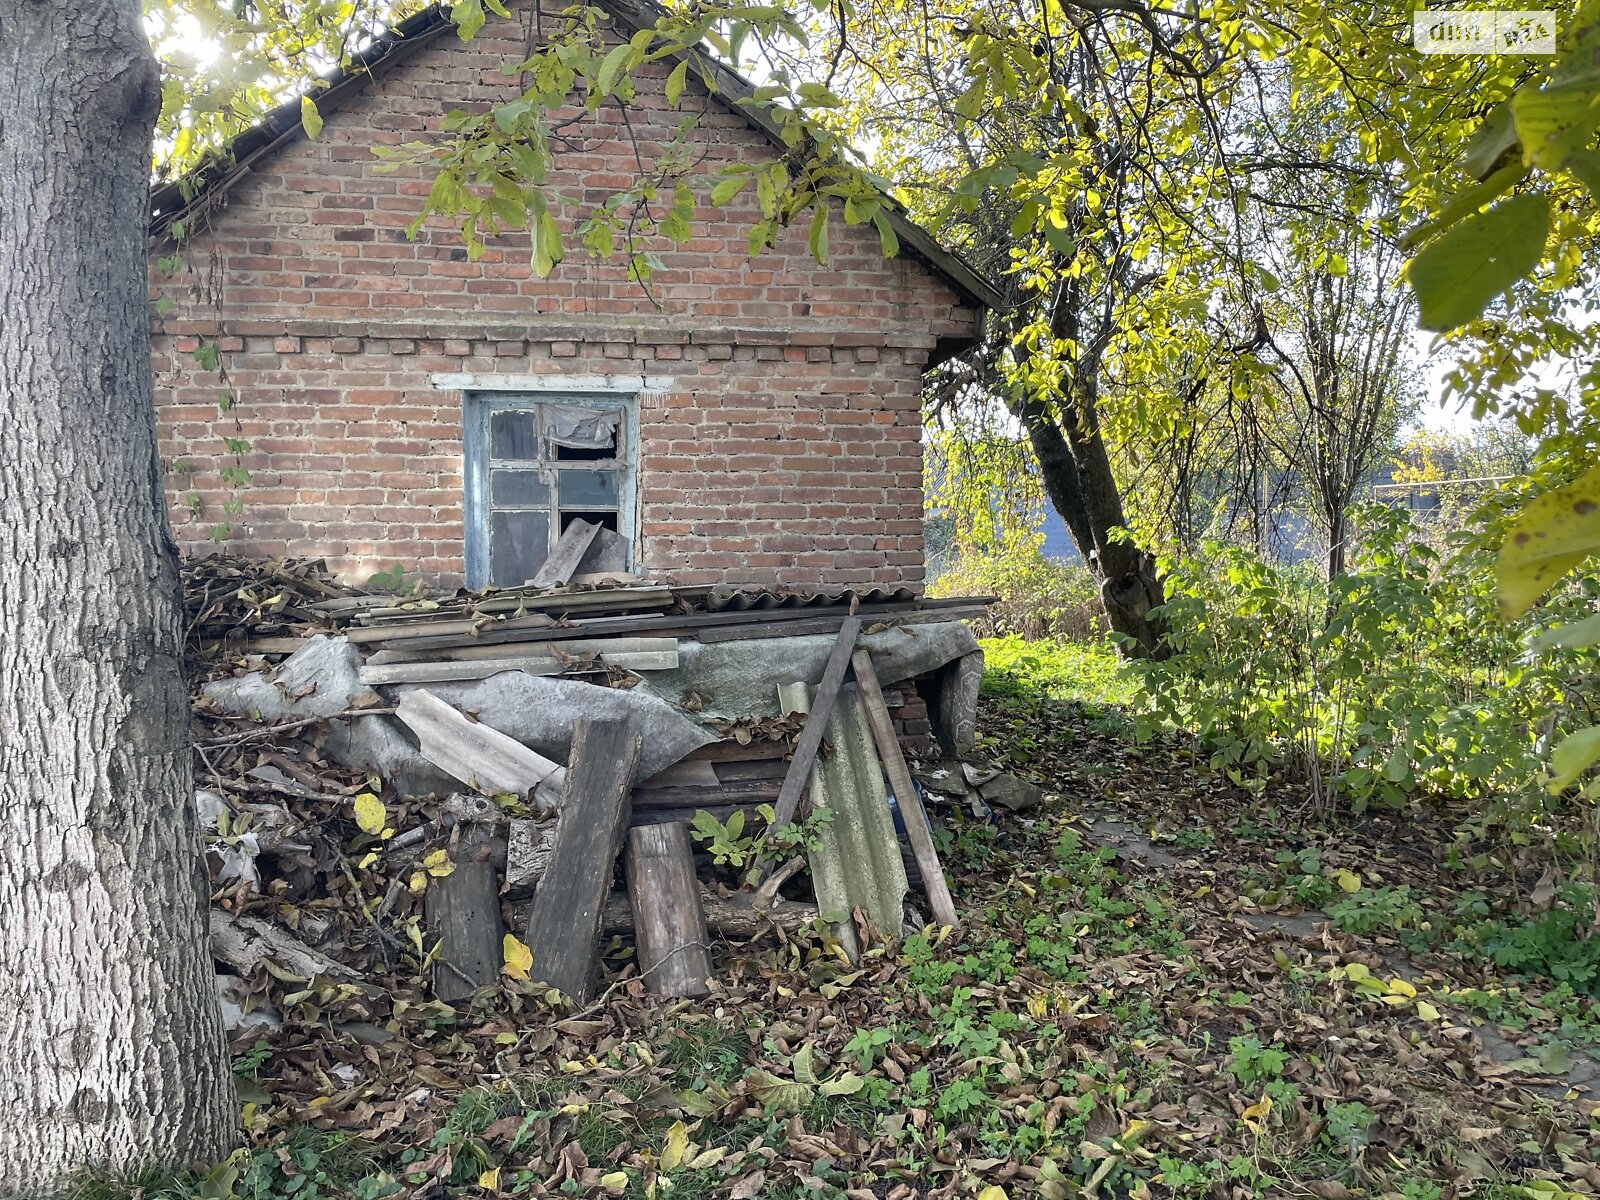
[150,13,982,590]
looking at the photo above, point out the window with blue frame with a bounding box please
[463,393,635,589]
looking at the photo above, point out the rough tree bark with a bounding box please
[0,0,238,1188]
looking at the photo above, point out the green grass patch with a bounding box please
[979,634,1136,709]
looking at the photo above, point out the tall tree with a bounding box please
[0,0,236,1187]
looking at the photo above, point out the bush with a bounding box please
[1130,504,1596,816]
[930,532,1106,641]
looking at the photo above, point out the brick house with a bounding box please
[148,2,999,591]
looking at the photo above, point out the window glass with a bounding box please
[490,410,539,460]
[558,469,619,508]
[491,470,551,507]
[488,510,550,586]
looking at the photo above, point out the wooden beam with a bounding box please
[850,649,960,929]
[626,823,712,997]
[766,615,860,833]
[521,718,642,1003]
[426,818,508,1003]
[629,781,781,809]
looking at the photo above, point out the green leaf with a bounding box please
[1550,727,1600,790]
[807,205,830,265]
[711,175,748,206]
[1565,147,1600,203]
[819,1071,865,1096]
[665,59,689,106]
[1530,611,1600,651]
[873,212,899,258]
[1408,194,1550,331]
[1497,464,1600,616]
[1399,161,1529,250]
[451,0,486,40]
[1459,102,1519,180]
[300,95,323,140]
[1513,76,1600,170]
[597,43,632,96]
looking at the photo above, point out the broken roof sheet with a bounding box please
[147,1,1005,313]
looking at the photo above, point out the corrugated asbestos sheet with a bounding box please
[778,681,909,960]
[701,586,921,612]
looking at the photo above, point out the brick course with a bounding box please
[150,14,983,589]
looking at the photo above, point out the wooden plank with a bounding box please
[850,648,960,929]
[395,689,565,808]
[530,518,602,589]
[629,781,781,809]
[766,616,861,833]
[681,739,792,764]
[638,759,720,788]
[626,823,712,997]
[344,613,557,645]
[426,818,508,1003]
[514,890,819,941]
[360,649,678,685]
[522,718,642,1002]
[367,636,677,665]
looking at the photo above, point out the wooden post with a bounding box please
[758,615,862,887]
[522,718,642,1002]
[426,817,508,1004]
[850,649,961,929]
[625,823,713,997]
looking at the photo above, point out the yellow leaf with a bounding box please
[600,1173,629,1195]
[660,1120,691,1173]
[978,1188,1010,1200]
[688,1147,727,1170]
[358,851,378,869]
[1334,869,1361,893]
[408,870,427,894]
[1027,993,1049,1018]
[1387,977,1417,998]
[1416,1000,1442,1021]
[352,792,387,836]
[1240,1095,1272,1134]
[300,95,324,139]
[1498,463,1600,617]
[502,934,532,980]
[478,1167,500,1191]
[424,848,456,877]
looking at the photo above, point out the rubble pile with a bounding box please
[185,553,1041,1028]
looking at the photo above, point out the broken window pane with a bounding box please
[490,410,539,460]
[491,470,551,507]
[488,509,549,586]
[558,469,618,508]
[545,404,620,451]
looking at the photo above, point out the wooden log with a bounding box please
[850,649,960,929]
[426,818,508,1004]
[522,718,642,1002]
[505,816,559,895]
[395,689,565,808]
[681,739,792,764]
[626,824,712,997]
[765,615,861,837]
[210,910,364,984]
[512,892,821,940]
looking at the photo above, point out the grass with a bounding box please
[979,633,1138,709]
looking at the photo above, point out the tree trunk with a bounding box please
[1017,400,1169,659]
[0,1,238,1188]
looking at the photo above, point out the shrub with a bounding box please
[930,531,1106,641]
[1130,504,1595,816]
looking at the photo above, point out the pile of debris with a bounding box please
[187,552,1041,1019]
